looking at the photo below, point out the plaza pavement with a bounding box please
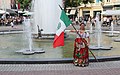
[0,61,120,75]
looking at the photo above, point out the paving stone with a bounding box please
[0,61,120,75]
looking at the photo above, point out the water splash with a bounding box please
[31,0,62,35]
[89,13,112,50]
[95,13,102,47]
[90,23,93,33]
[23,18,32,51]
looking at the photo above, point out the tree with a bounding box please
[82,0,94,4]
[64,0,94,8]
[64,0,80,9]
[16,0,32,10]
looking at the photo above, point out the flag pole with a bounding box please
[59,5,62,10]
[58,5,98,62]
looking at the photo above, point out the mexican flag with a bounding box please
[53,10,72,48]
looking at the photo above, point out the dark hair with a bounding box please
[80,23,85,26]
[80,23,85,30]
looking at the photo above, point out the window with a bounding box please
[107,0,110,2]
[96,0,100,3]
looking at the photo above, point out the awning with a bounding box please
[6,9,17,14]
[66,13,70,15]
[102,10,120,15]
[70,10,76,15]
[18,10,29,14]
[0,10,9,14]
[23,12,33,16]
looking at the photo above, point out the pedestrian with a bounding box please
[10,20,14,28]
[73,23,90,67]
[91,17,95,27]
[106,17,110,26]
[109,17,113,26]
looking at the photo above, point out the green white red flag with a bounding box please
[53,10,72,48]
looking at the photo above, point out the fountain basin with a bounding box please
[106,34,119,37]
[0,31,120,59]
[114,39,120,42]
[16,48,45,55]
[89,45,112,50]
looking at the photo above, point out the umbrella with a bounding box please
[6,9,17,14]
[23,12,33,16]
[0,10,9,14]
[102,10,120,15]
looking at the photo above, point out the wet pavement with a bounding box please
[0,24,120,32]
[0,61,120,75]
[0,25,23,32]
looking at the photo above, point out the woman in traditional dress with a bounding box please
[73,23,90,67]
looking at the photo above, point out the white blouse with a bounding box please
[77,31,89,38]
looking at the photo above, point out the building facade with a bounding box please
[11,0,17,9]
[0,0,20,10]
[0,0,11,9]
[103,0,120,10]
[78,0,120,18]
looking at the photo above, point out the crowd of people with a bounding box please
[102,16,113,27]
[73,15,119,27]
[0,13,24,28]
[73,16,97,27]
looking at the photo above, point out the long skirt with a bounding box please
[73,38,89,67]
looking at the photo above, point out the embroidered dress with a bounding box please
[73,31,89,67]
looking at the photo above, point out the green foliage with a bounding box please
[64,0,94,7]
[82,0,94,4]
[64,0,82,7]
[17,0,32,10]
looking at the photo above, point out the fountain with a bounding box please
[89,13,112,50]
[106,21,119,37]
[114,38,120,42]
[114,33,120,42]
[16,0,62,54]
[0,0,120,63]
[16,0,63,54]
[89,23,93,34]
[32,0,62,38]
[16,18,45,55]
